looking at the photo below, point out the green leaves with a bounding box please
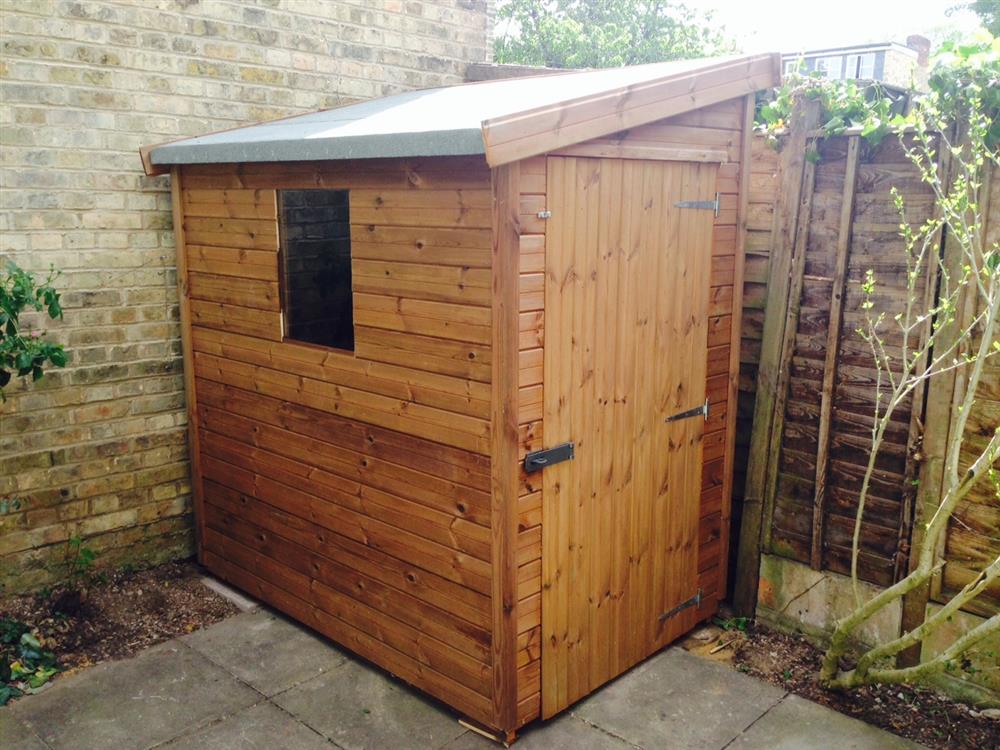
[0,617,61,704]
[67,535,99,587]
[493,0,736,69]
[756,31,1000,153]
[0,261,68,401]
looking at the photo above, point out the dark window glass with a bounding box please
[279,189,354,351]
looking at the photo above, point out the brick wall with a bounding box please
[0,0,492,593]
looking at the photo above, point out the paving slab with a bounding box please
[442,715,640,749]
[7,640,260,750]
[0,710,49,750]
[572,647,786,750]
[183,609,346,697]
[728,694,925,750]
[274,657,467,750]
[158,701,335,749]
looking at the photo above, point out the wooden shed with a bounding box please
[142,53,780,741]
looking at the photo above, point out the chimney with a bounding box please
[906,34,931,66]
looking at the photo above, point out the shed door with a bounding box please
[541,156,717,716]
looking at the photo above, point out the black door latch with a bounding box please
[524,442,575,473]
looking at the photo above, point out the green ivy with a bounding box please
[0,617,61,705]
[0,261,68,401]
[756,31,1000,152]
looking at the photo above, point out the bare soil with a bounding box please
[0,560,239,678]
[682,621,1000,750]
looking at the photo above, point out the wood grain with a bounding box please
[541,156,716,716]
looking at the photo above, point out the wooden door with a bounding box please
[541,156,717,716]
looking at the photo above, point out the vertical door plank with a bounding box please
[613,158,643,675]
[591,157,623,687]
[542,157,716,716]
[541,156,569,717]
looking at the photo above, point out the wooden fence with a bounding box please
[732,109,1000,625]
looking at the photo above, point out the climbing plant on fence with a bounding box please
[819,35,1000,689]
[761,34,1000,689]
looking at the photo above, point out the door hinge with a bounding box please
[665,398,709,423]
[536,209,552,219]
[658,589,702,623]
[674,192,720,218]
[524,442,574,473]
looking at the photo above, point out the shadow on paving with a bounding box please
[1,608,925,750]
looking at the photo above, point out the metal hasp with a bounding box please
[658,589,702,623]
[524,442,574,473]
[665,398,709,423]
[674,192,720,217]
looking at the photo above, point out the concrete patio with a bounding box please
[1,603,923,750]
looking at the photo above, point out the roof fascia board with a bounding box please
[782,42,917,58]
[146,128,486,172]
[480,53,780,167]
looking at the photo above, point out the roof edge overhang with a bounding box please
[142,128,486,177]
[480,53,781,167]
[139,53,781,177]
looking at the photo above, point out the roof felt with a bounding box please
[149,55,766,168]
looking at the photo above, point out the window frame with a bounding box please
[783,58,805,76]
[815,55,843,80]
[276,187,356,354]
[845,52,876,80]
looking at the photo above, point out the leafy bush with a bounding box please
[0,617,60,705]
[0,261,68,401]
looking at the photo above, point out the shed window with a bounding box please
[279,189,354,352]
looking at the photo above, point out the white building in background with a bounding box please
[781,35,931,89]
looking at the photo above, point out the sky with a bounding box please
[701,0,982,53]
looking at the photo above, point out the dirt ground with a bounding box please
[0,560,239,678]
[681,621,1000,750]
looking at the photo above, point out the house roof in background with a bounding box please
[781,42,919,59]
[143,53,779,173]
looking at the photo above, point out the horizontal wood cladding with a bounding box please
[204,546,495,725]
[180,157,495,456]
[178,157,501,730]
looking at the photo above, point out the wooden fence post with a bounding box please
[733,100,821,615]
[810,135,861,570]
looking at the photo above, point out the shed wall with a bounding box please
[513,97,752,721]
[175,157,501,727]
